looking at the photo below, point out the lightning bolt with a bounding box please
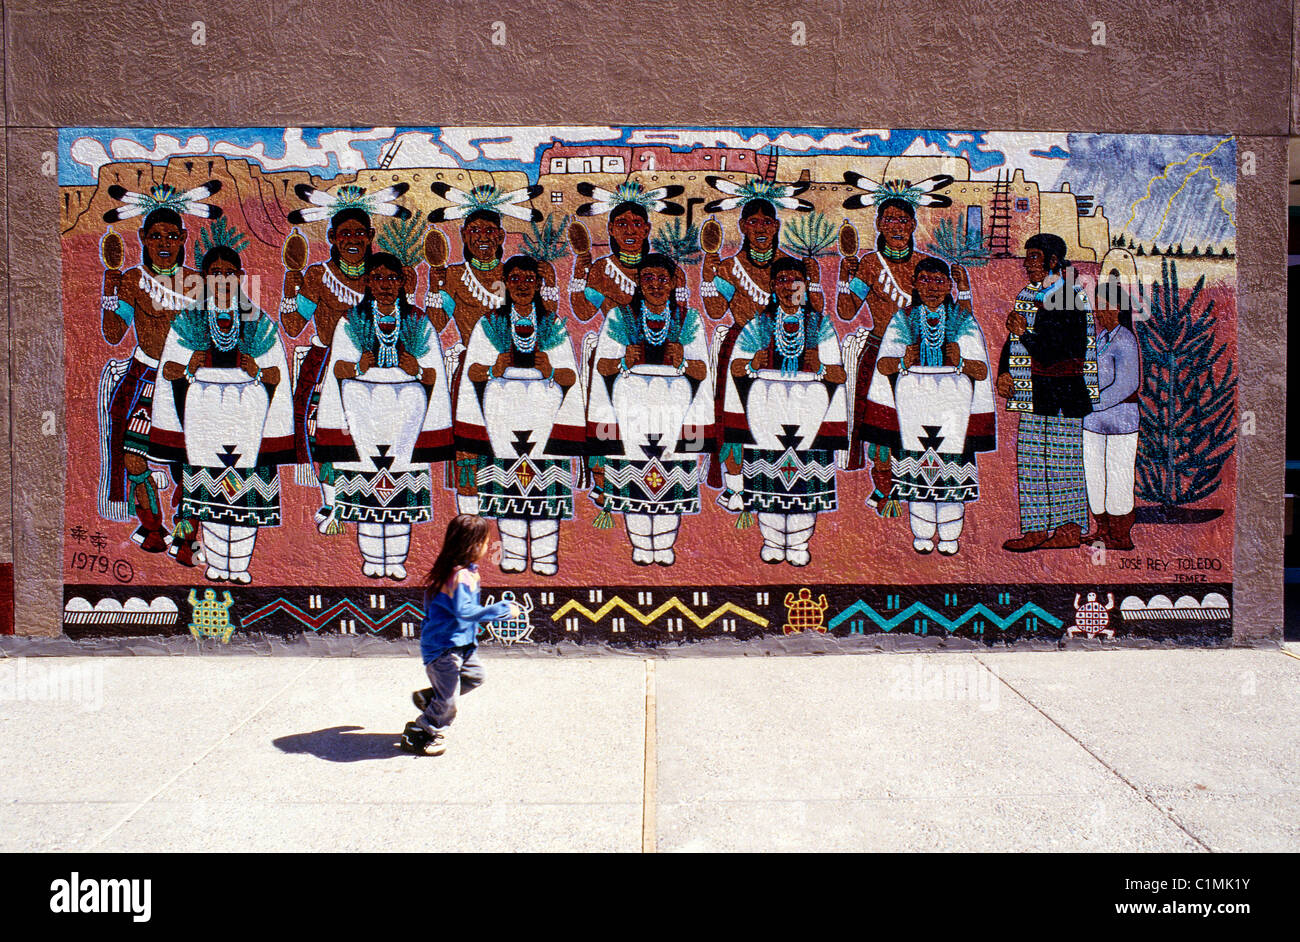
[1121,136,1234,236]
[1153,150,1237,241]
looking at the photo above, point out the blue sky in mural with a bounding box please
[58,126,1236,244]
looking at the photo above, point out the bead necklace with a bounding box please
[747,246,775,266]
[470,257,499,272]
[511,305,538,353]
[207,306,241,352]
[881,244,912,261]
[617,248,645,267]
[775,308,805,374]
[640,303,670,347]
[372,302,401,367]
[338,257,366,279]
[149,260,180,277]
[918,304,945,367]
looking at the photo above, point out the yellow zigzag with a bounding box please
[1154,161,1236,240]
[552,596,770,629]
[1122,136,1233,235]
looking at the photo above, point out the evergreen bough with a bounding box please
[1135,259,1237,511]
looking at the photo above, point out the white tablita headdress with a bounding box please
[703,176,813,214]
[428,182,543,223]
[575,180,684,217]
[841,173,955,210]
[287,183,412,224]
[102,181,224,223]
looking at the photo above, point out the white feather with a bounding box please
[709,178,744,196]
[498,202,537,221]
[179,182,217,202]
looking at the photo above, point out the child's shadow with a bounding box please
[273,726,405,762]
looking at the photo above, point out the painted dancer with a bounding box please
[722,257,846,566]
[99,180,222,566]
[149,245,293,583]
[587,254,713,566]
[426,182,546,512]
[864,258,995,555]
[281,183,412,533]
[699,177,817,507]
[567,182,685,504]
[997,233,1100,552]
[1082,276,1141,550]
[315,253,454,579]
[454,256,585,575]
[838,173,955,512]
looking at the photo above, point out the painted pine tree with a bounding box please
[1135,259,1237,519]
[521,213,571,263]
[377,216,425,267]
[651,218,701,264]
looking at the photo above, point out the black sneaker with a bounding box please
[400,722,446,756]
[412,688,434,712]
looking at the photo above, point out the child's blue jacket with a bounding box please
[419,565,512,663]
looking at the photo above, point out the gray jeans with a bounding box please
[415,645,485,735]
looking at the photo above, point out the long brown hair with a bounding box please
[426,514,492,591]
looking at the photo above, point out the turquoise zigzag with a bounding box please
[828,601,1064,633]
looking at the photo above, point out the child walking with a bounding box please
[401,514,518,756]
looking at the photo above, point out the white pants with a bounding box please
[908,501,965,553]
[358,522,411,578]
[1083,430,1137,515]
[757,512,816,566]
[203,523,257,583]
[626,513,680,565]
[497,518,560,575]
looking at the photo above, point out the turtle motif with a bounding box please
[188,588,236,643]
[1066,591,1115,639]
[783,587,828,635]
[482,591,534,645]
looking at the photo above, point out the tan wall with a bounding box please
[3,0,1291,641]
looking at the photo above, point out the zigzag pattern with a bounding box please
[552,595,770,629]
[333,470,431,495]
[183,467,281,499]
[477,462,572,490]
[241,597,425,633]
[742,455,838,483]
[602,462,700,489]
[828,600,1064,634]
[891,454,979,482]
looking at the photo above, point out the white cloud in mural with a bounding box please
[213,127,395,172]
[968,131,1071,187]
[627,128,891,154]
[379,131,460,168]
[438,126,622,162]
[69,133,212,177]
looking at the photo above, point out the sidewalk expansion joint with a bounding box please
[642,659,656,854]
[971,654,1213,853]
[85,659,320,850]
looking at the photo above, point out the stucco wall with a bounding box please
[3,0,1291,644]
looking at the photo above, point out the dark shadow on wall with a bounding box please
[273,725,406,762]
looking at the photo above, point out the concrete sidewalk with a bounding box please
[2,647,1298,852]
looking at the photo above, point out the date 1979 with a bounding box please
[68,551,135,584]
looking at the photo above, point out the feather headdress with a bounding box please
[703,176,813,214]
[841,173,954,210]
[428,182,543,223]
[575,181,683,217]
[102,181,223,223]
[287,183,411,224]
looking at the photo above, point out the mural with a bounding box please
[57,126,1239,645]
